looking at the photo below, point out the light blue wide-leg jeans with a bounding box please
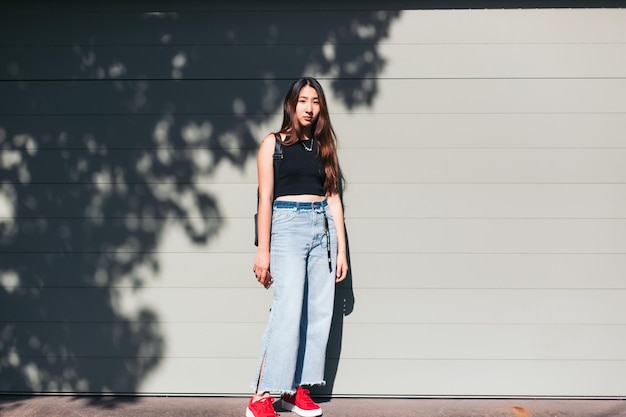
[253,200,337,394]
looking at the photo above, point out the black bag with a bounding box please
[254,134,283,246]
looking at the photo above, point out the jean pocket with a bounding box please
[272,209,297,226]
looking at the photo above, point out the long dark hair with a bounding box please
[277,77,339,195]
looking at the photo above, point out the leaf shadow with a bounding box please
[0,3,400,396]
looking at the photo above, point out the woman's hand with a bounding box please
[335,251,348,283]
[253,249,273,289]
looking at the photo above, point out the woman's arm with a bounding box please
[327,192,348,282]
[253,134,276,288]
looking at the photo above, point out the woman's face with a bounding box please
[295,85,320,132]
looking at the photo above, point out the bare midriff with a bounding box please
[275,194,325,202]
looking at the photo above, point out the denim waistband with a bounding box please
[273,199,328,210]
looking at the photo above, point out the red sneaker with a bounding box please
[246,396,277,417]
[281,387,322,417]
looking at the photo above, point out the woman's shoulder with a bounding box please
[260,132,277,144]
[263,132,292,146]
[259,132,282,156]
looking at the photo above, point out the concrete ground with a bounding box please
[0,396,625,417]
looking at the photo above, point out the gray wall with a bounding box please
[1,2,625,397]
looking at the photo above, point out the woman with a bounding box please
[248,77,348,417]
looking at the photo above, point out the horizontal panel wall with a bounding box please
[5,287,626,325]
[2,9,625,47]
[11,356,626,396]
[10,322,626,360]
[1,4,625,397]
[3,79,625,114]
[4,43,626,79]
[3,113,626,148]
[4,252,626,289]
[5,322,626,396]
[2,148,626,184]
[3,218,626,253]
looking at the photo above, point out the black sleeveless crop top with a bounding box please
[274,139,326,198]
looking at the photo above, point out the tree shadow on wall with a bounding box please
[0,4,399,396]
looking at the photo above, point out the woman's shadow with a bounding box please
[319,233,355,400]
[313,173,355,400]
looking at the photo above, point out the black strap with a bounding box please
[272,133,283,199]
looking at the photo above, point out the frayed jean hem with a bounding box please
[299,380,326,388]
[250,383,296,396]
[250,380,326,395]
